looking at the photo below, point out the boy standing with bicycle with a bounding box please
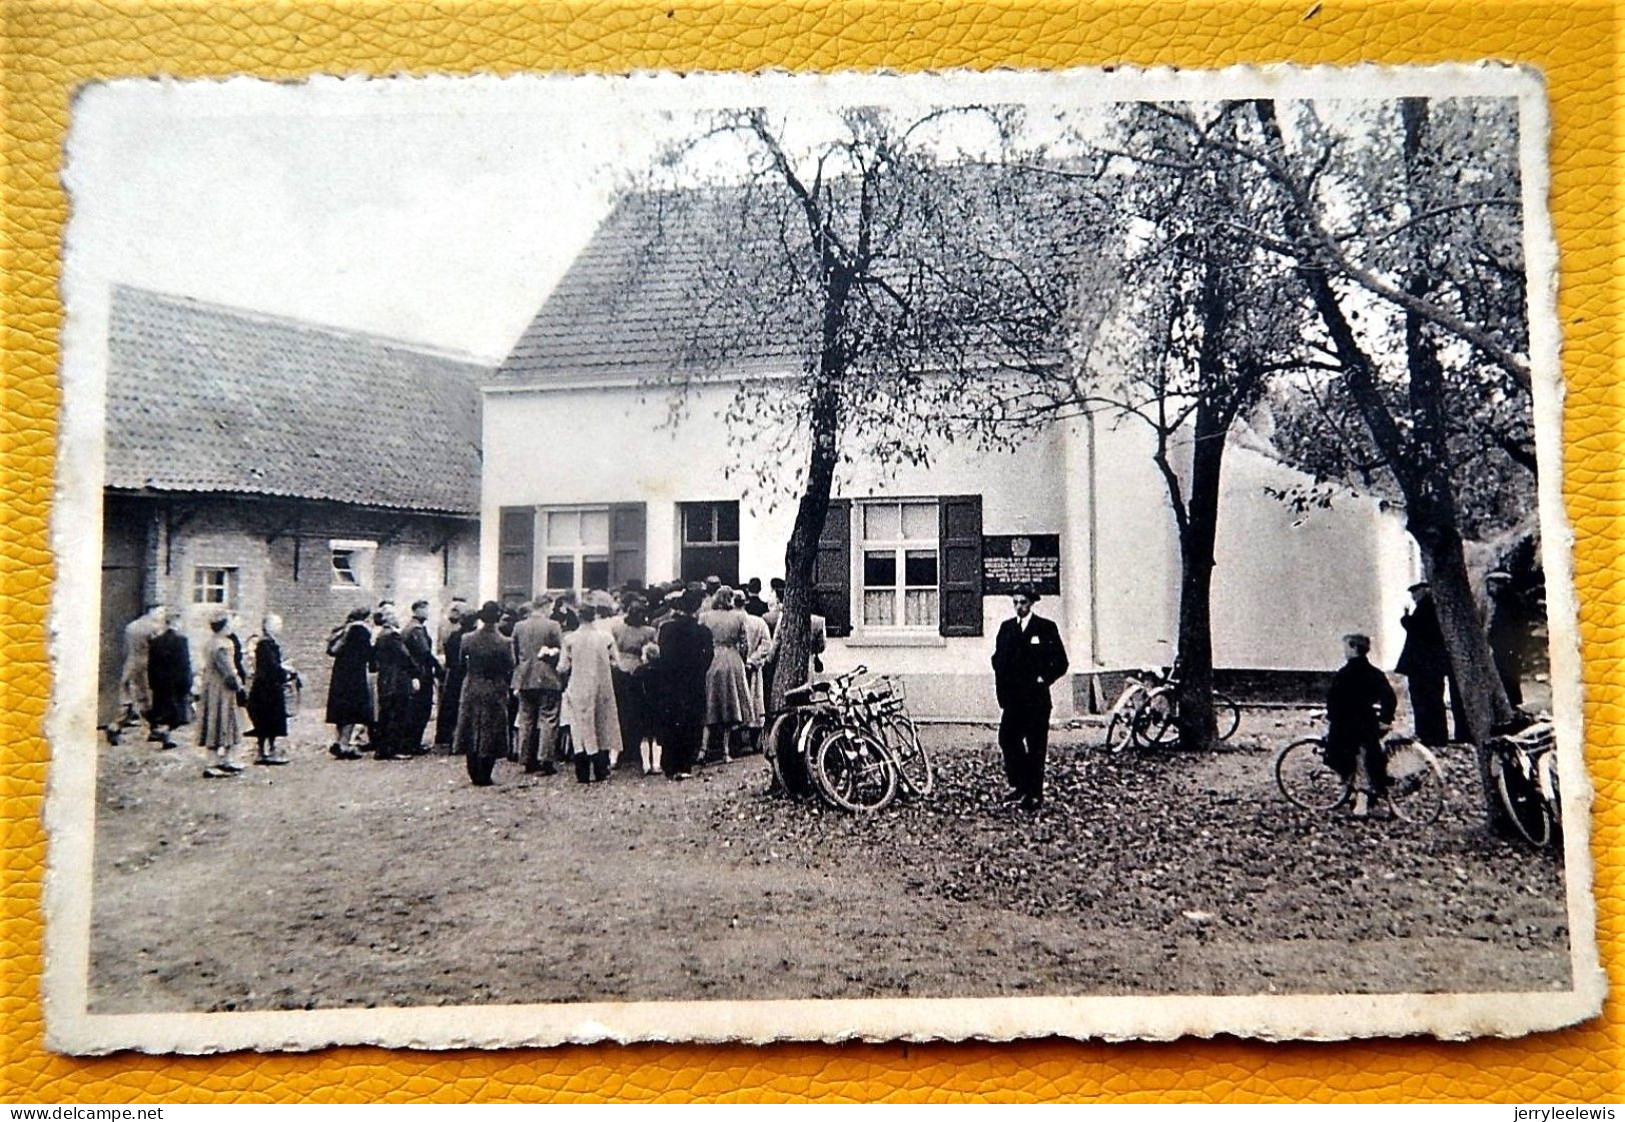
[1327,633,1399,818]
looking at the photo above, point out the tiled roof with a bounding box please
[106,286,488,515]
[496,189,813,385]
[495,175,1090,388]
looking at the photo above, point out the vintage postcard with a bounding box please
[45,64,1601,1054]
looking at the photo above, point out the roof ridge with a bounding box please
[110,283,498,369]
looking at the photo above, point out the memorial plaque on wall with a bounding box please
[981,534,1061,596]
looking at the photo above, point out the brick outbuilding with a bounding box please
[98,286,489,725]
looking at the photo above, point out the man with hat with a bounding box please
[1395,580,1455,746]
[990,584,1069,810]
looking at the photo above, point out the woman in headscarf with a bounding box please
[560,590,622,783]
[198,610,245,778]
[325,605,375,760]
[371,605,419,761]
[698,586,751,764]
[435,610,476,752]
[455,600,516,786]
[247,613,292,765]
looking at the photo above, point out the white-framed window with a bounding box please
[330,539,378,590]
[858,499,939,629]
[192,565,239,610]
[540,506,611,593]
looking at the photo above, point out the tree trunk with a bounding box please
[770,260,851,711]
[1399,97,1515,827]
[1173,401,1225,751]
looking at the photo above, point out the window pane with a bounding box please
[904,549,938,587]
[863,590,896,627]
[862,502,900,540]
[582,555,610,590]
[546,510,579,548]
[863,550,897,588]
[545,556,575,590]
[714,501,740,544]
[332,550,359,586]
[901,501,936,541]
[580,509,609,548]
[904,589,939,627]
[684,505,714,544]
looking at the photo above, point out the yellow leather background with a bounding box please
[2,0,1620,1102]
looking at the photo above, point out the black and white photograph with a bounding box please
[45,66,1598,1053]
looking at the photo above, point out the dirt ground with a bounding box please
[88,707,1570,1013]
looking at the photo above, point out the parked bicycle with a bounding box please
[763,665,933,813]
[1487,719,1560,848]
[1104,667,1240,752]
[1273,730,1445,824]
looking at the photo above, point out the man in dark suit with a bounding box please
[654,588,714,780]
[1396,580,1456,746]
[991,585,1069,810]
[402,599,442,754]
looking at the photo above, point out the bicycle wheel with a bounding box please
[1103,687,1142,753]
[763,711,797,794]
[1274,737,1351,812]
[1136,686,1178,747]
[1494,748,1551,846]
[812,728,899,813]
[1383,741,1445,826]
[881,713,934,798]
[1215,692,1241,742]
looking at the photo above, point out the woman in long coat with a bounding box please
[325,606,375,759]
[698,587,752,763]
[371,606,418,761]
[247,613,292,765]
[454,601,516,786]
[198,611,245,777]
[560,596,622,783]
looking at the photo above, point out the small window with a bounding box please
[192,566,239,610]
[330,539,377,590]
[679,501,741,586]
[539,507,611,592]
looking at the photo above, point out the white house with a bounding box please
[479,192,1416,719]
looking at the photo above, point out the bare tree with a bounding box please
[629,106,1103,705]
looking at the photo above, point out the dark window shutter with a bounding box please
[498,506,535,605]
[812,498,851,638]
[609,502,647,589]
[939,494,983,637]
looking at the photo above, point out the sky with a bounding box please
[62,68,1529,363]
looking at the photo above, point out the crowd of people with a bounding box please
[107,604,304,777]
[108,575,812,785]
[429,577,793,787]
